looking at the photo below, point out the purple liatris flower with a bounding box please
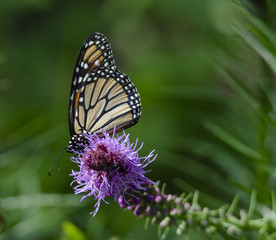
[70,129,156,216]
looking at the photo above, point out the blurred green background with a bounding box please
[1,0,276,239]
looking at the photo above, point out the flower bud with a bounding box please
[176,221,186,235]
[159,217,170,228]
[118,196,125,208]
[170,208,178,216]
[155,195,163,203]
[134,204,145,216]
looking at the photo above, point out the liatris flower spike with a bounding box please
[70,129,157,216]
[69,130,276,238]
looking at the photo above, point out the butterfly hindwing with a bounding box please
[72,67,141,135]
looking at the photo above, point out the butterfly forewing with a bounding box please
[68,33,141,152]
[69,33,116,136]
[74,32,115,75]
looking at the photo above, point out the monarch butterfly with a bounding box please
[67,32,141,153]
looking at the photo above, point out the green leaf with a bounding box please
[233,22,276,75]
[246,189,257,222]
[227,194,240,215]
[230,0,276,52]
[205,121,265,161]
[61,221,86,240]
[217,67,260,111]
[272,190,276,213]
[192,191,199,209]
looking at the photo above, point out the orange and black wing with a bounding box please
[70,68,141,137]
[68,33,141,138]
[69,32,116,136]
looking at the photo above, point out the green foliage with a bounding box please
[61,221,86,240]
[1,0,276,239]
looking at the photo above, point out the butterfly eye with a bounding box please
[67,33,141,153]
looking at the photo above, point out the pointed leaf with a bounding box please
[205,121,265,161]
[227,194,240,215]
[233,22,276,75]
[61,221,86,240]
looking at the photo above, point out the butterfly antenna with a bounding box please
[48,148,66,176]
